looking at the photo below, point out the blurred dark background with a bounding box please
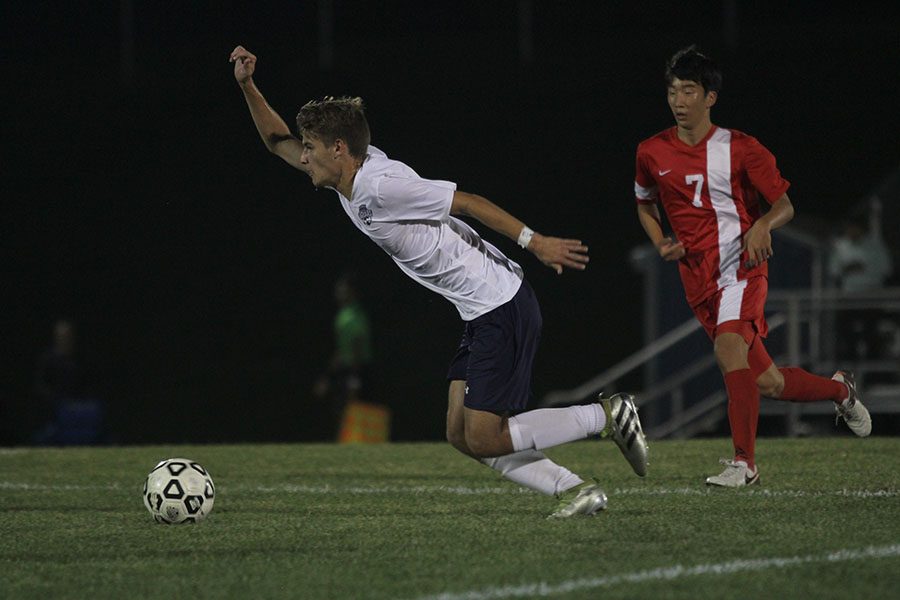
[2,1,899,445]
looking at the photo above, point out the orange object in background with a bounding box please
[338,401,391,443]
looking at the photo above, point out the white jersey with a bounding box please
[334,146,523,321]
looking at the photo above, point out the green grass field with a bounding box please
[1,437,898,599]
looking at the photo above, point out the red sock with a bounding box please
[779,368,847,403]
[724,369,759,469]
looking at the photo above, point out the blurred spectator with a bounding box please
[33,319,105,445]
[828,202,894,360]
[828,216,892,293]
[313,273,388,442]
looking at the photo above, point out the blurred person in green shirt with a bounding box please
[314,272,374,438]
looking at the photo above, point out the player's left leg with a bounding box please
[748,326,871,436]
[749,339,844,402]
[462,407,625,515]
[463,404,610,457]
[831,371,871,436]
[747,339,782,397]
[773,367,847,402]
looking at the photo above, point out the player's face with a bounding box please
[300,135,341,189]
[667,78,716,130]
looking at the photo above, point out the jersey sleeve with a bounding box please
[743,136,790,204]
[634,145,658,205]
[375,175,457,222]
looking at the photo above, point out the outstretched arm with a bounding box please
[637,203,685,261]
[450,191,588,274]
[229,46,306,171]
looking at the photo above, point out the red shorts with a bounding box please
[692,276,770,344]
[691,276,773,376]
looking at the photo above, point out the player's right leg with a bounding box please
[547,479,608,519]
[446,379,475,457]
[693,290,761,486]
[705,458,760,488]
[707,327,760,487]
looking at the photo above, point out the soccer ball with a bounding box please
[142,458,215,524]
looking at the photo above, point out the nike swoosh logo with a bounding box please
[658,169,672,176]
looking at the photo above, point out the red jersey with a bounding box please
[634,126,790,306]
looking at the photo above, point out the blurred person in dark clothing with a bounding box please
[33,319,104,445]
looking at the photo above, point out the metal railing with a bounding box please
[541,288,900,438]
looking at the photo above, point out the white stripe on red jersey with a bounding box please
[634,126,790,306]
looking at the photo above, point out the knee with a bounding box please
[446,415,469,453]
[446,425,468,454]
[757,370,785,398]
[464,432,503,459]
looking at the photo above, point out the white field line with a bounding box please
[413,544,900,600]
[0,481,897,499]
[0,482,121,491]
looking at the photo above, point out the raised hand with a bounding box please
[229,45,257,85]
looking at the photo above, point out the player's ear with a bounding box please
[705,90,718,109]
[332,138,346,160]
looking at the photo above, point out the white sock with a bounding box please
[482,449,583,496]
[507,405,606,452]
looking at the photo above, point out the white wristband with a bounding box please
[517,226,535,249]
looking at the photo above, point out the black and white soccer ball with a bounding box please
[142,458,215,524]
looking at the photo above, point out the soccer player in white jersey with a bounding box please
[634,46,871,488]
[230,46,648,516]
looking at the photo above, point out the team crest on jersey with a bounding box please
[358,205,373,226]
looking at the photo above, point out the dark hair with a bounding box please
[296,96,371,159]
[665,45,722,94]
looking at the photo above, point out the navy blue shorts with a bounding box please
[446,279,542,413]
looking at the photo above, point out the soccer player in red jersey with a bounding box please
[634,46,871,487]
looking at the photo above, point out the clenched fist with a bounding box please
[229,45,257,85]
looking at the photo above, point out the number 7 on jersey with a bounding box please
[686,174,704,208]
